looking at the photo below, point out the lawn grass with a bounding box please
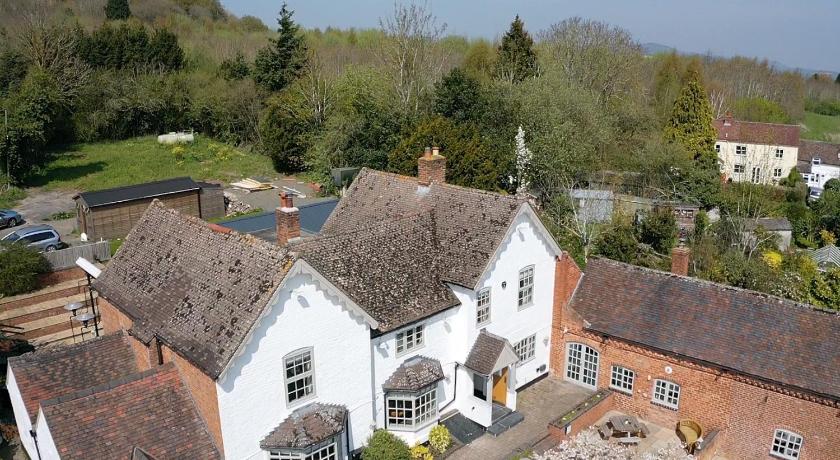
[0,187,26,209]
[26,136,275,192]
[801,111,840,141]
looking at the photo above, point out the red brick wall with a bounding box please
[97,298,152,370]
[161,345,224,452]
[554,322,840,459]
[37,267,86,286]
[547,391,615,443]
[550,252,582,375]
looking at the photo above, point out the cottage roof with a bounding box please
[40,363,221,460]
[713,117,800,147]
[8,332,139,422]
[260,403,347,449]
[569,258,840,400]
[93,200,296,379]
[383,356,444,391]
[799,140,840,166]
[75,177,200,208]
[464,330,519,376]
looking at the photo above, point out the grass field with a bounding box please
[27,136,275,192]
[801,111,840,142]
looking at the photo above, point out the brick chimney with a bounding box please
[276,192,300,245]
[671,246,691,276]
[418,146,446,186]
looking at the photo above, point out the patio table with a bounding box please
[608,415,643,437]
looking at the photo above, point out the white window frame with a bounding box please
[609,365,634,394]
[714,144,720,153]
[267,437,339,460]
[736,145,747,155]
[385,385,438,431]
[514,335,536,365]
[476,288,491,326]
[517,265,534,309]
[775,148,784,159]
[751,166,762,183]
[565,342,599,389]
[734,164,745,174]
[652,379,680,410]
[284,348,315,406]
[770,429,803,460]
[395,324,424,356]
[773,168,783,178]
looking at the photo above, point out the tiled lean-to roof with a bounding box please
[569,258,840,400]
[41,363,221,460]
[382,356,444,391]
[8,332,140,422]
[260,403,348,449]
[93,201,296,379]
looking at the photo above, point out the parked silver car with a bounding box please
[0,209,22,228]
[1,224,63,252]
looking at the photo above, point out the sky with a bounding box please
[221,0,839,73]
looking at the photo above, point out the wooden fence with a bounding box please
[44,240,111,271]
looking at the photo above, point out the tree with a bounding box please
[814,178,840,235]
[836,73,840,84]
[513,126,532,193]
[595,217,638,263]
[652,52,683,123]
[258,90,312,172]
[494,16,537,83]
[253,3,307,92]
[147,29,184,71]
[434,68,483,124]
[362,430,410,460]
[664,60,718,168]
[219,52,250,81]
[105,0,131,21]
[377,2,446,114]
[536,428,692,460]
[639,208,678,253]
[0,242,51,296]
[732,97,790,123]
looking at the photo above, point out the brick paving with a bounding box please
[448,376,592,460]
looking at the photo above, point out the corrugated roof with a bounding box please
[569,258,840,400]
[76,177,200,208]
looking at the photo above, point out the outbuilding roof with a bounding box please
[713,117,800,147]
[568,258,840,400]
[75,177,200,208]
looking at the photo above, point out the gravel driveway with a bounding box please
[0,188,80,244]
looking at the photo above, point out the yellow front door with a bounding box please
[492,367,508,404]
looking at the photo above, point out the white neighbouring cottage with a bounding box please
[713,115,800,184]
[7,148,568,460]
[798,139,840,197]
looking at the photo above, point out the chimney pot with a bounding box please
[280,191,294,209]
[418,147,446,186]
[671,246,691,276]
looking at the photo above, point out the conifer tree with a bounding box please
[836,73,840,84]
[253,3,307,92]
[664,60,717,168]
[105,0,131,21]
[494,16,537,83]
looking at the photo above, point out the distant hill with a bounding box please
[640,42,838,78]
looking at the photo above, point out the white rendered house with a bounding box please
[799,140,840,196]
[713,116,800,184]
[8,149,569,460]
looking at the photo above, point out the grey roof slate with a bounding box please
[75,177,200,208]
[744,217,792,231]
[383,356,444,391]
[93,200,296,379]
[260,403,347,449]
[569,258,840,400]
[464,331,510,375]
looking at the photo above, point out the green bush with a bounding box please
[362,430,410,460]
[0,242,51,296]
[428,424,452,454]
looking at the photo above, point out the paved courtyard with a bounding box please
[448,376,593,460]
[593,410,684,453]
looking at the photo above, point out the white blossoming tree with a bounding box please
[534,429,693,460]
[514,125,532,194]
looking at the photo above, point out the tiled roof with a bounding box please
[93,200,296,379]
[75,177,200,208]
[8,332,139,422]
[744,217,792,231]
[260,403,347,449]
[569,258,840,399]
[321,168,525,288]
[383,356,444,391]
[41,363,221,460]
[713,117,800,147]
[464,331,517,375]
[799,140,840,166]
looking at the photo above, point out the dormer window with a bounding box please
[813,157,821,165]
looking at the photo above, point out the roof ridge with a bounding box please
[292,209,435,247]
[588,257,840,317]
[363,168,522,202]
[40,363,177,409]
[716,117,799,129]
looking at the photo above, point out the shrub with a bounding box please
[0,242,51,296]
[362,430,410,460]
[429,424,452,454]
[410,444,433,460]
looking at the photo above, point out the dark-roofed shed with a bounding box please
[74,177,224,240]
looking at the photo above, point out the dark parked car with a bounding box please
[1,224,63,252]
[0,210,22,228]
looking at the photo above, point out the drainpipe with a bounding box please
[29,429,41,460]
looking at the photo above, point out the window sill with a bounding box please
[387,418,439,433]
[517,302,534,311]
[650,400,678,411]
[476,320,491,328]
[609,386,633,396]
[516,357,535,367]
[395,345,425,358]
[286,394,317,410]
